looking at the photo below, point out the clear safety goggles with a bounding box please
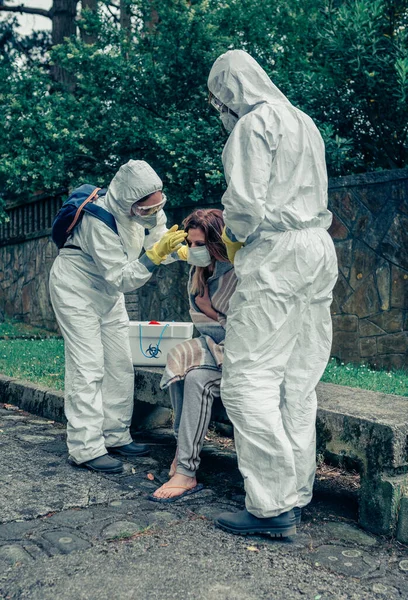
[208,92,227,114]
[208,92,239,119]
[132,194,167,216]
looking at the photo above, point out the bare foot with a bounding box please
[168,449,178,478]
[152,473,197,499]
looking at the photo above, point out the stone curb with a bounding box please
[0,375,66,423]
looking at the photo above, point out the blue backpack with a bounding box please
[52,184,118,249]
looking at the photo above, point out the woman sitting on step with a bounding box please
[149,208,237,503]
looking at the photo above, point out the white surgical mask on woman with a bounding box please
[187,246,212,267]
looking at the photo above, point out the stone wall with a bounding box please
[1,169,407,368]
[328,169,408,369]
[0,237,58,330]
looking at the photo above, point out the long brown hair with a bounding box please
[182,208,229,297]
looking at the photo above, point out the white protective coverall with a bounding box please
[49,160,167,464]
[208,50,338,518]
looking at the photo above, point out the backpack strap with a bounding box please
[66,187,101,234]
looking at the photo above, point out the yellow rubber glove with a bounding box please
[145,225,187,265]
[177,245,189,261]
[221,226,244,264]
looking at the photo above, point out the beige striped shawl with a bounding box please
[160,261,237,389]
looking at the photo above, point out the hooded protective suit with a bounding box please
[49,160,167,464]
[208,50,338,518]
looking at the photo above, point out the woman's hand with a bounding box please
[195,285,219,321]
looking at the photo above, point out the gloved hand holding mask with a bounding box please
[146,225,187,265]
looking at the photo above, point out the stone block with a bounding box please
[331,331,359,362]
[6,381,36,408]
[376,263,391,311]
[330,190,359,227]
[349,241,378,290]
[315,382,408,473]
[332,273,353,314]
[43,390,66,423]
[359,337,376,357]
[396,494,408,544]
[342,274,380,318]
[359,319,385,337]
[0,375,14,400]
[138,406,172,430]
[377,332,408,355]
[391,265,408,309]
[134,367,171,408]
[374,354,407,370]
[332,315,358,332]
[370,309,403,333]
[380,214,408,271]
[359,474,407,537]
[334,239,352,278]
[357,182,389,214]
[329,215,349,240]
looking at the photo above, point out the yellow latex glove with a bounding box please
[145,225,187,265]
[221,226,244,264]
[177,245,189,261]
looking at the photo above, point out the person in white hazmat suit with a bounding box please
[49,160,186,474]
[207,50,338,537]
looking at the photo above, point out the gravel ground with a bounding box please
[1,402,408,600]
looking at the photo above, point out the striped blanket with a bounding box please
[160,260,237,390]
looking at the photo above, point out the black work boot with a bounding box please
[108,442,149,457]
[215,508,296,538]
[69,454,124,474]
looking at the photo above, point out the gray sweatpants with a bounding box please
[169,368,221,478]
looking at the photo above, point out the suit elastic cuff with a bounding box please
[225,227,239,243]
[139,252,158,272]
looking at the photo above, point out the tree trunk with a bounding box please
[50,0,78,89]
[80,0,98,45]
[120,0,131,35]
[51,0,78,45]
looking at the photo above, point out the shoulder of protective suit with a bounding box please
[231,105,282,147]
[80,210,121,245]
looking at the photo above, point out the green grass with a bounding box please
[0,319,59,340]
[0,321,407,396]
[321,358,408,397]
[0,338,65,390]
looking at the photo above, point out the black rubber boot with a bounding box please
[108,442,149,457]
[69,454,124,474]
[215,508,296,538]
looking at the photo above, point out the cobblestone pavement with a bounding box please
[1,403,408,600]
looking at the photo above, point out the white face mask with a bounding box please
[221,112,239,133]
[187,246,212,267]
[131,212,158,230]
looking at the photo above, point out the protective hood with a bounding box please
[102,160,163,262]
[208,50,290,118]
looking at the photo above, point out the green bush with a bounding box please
[0,0,407,208]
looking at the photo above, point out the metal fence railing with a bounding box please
[0,193,65,247]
